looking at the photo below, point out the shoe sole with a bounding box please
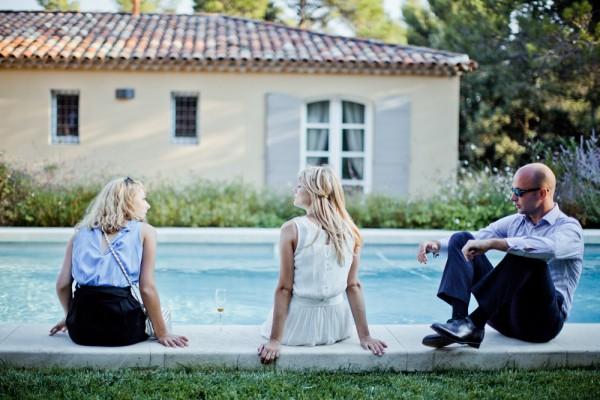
[430,325,482,349]
[422,337,454,349]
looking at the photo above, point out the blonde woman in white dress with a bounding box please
[258,166,387,363]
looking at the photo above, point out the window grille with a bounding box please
[51,90,79,144]
[171,93,199,144]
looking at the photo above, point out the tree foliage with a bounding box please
[113,0,173,13]
[36,0,80,11]
[286,1,405,43]
[193,0,405,43]
[403,0,600,167]
[193,0,270,20]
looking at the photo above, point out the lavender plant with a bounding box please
[551,134,600,226]
[1,142,597,228]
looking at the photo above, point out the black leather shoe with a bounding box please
[422,333,454,348]
[430,317,485,349]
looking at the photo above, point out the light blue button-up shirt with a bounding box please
[71,220,143,287]
[440,205,584,317]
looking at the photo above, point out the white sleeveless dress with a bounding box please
[260,216,355,346]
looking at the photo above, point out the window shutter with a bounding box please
[372,96,411,195]
[265,93,302,188]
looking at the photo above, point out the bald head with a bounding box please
[515,163,556,194]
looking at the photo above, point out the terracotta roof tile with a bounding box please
[0,11,477,75]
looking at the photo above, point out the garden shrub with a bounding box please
[1,136,597,229]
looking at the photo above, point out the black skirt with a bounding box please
[66,285,148,346]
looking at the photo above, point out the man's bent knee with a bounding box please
[498,253,548,271]
[448,231,475,248]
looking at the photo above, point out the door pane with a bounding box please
[307,157,329,166]
[342,101,365,124]
[342,129,364,151]
[342,157,364,180]
[307,101,330,123]
[307,129,329,151]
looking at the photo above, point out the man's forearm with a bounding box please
[487,238,509,252]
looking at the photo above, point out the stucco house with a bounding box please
[0,10,475,196]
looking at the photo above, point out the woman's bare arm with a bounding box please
[346,247,387,356]
[50,236,74,335]
[139,223,188,347]
[258,221,296,364]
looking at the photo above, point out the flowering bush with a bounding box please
[346,167,515,230]
[550,135,600,226]
[1,137,598,229]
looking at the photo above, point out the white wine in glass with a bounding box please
[215,289,226,328]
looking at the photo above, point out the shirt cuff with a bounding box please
[438,237,450,253]
[505,237,527,254]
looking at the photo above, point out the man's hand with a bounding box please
[462,238,509,260]
[461,239,492,261]
[417,241,441,264]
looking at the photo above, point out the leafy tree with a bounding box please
[193,0,270,20]
[114,0,163,13]
[402,0,442,47]
[337,0,405,43]
[287,0,405,43]
[193,1,405,43]
[36,0,80,11]
[264,1,284,22]
[402,0,599,167]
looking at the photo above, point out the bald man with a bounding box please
[417,163,584,348]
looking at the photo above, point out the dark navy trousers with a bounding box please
[437,232,566,343]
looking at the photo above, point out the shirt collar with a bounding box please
[542,204,561,225]
[522,204,560,226]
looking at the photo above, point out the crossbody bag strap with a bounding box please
[102,228,144,306]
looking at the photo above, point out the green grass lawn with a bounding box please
[1,367,599,399]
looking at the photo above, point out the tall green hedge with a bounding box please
[1,136,598,229]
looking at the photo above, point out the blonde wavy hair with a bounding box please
[76,176,145,234]
[299,165,362,265]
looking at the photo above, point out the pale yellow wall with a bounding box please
[0,69,459,195]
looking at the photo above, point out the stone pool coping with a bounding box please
[2,230,599,370]
[1,227,599,244]
[0,324,599,370]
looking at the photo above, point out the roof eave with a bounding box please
[0,57,475,77]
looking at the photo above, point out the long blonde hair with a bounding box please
[299,166,362,265]
[77,176,145,234]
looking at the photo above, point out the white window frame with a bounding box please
[50,89,80,145]
[171,91,200,145]
[300,96,372,193]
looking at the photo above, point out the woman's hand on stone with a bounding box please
[360,336,387,356]
[49,319,67,336]
[157,333,189,348]
[258,339,281,364]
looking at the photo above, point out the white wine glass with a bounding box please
[214,289,226,330]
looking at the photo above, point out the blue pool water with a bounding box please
[1,242,599,325]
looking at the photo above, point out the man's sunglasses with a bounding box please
[124,176,135,185]
[511,187,540,197]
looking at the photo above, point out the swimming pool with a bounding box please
[1,242,599,325]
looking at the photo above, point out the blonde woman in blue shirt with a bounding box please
[258,166,387,363]
[50,177,188,347]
